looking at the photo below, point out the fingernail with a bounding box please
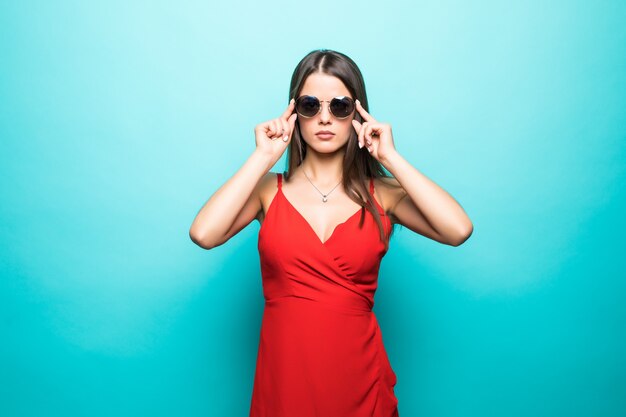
[283,135,288,142]
[290,98,294,104]
[356,99,360,105]
[358,141,363,149]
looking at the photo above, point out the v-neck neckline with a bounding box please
[279,188,363,245]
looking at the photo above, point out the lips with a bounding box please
[315,131,335,138]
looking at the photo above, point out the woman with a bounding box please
[190,49,473,416]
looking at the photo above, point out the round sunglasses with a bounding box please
[294,95,356,119]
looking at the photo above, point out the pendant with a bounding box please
[323,195,328,202]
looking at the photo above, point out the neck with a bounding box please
[299,148,344,186]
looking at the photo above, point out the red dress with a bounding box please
[250,172,399,417]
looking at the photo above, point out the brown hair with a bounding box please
[284,49,401,250]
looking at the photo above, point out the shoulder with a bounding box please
[373,176,407,215]
[256,171,282,221]
[258,171,282,199]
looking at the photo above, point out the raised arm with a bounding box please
[189,99,298,249]
[352,99,473,246]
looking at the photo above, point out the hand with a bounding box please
[254,98,298,162]
[351,99,397,163]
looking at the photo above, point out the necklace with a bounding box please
[302,168,342,203]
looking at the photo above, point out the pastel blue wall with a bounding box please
[1,1,624,416]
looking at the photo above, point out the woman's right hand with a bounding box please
[254,98,298,162]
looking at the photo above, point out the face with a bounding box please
[295,72,355,153]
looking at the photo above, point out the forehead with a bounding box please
[300,73,351,99]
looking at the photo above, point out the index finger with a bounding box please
[356,99,375,122]
[281,98,296,120]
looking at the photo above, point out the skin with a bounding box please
[189,72,473,249]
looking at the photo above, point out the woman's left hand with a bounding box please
[351,99,397,163]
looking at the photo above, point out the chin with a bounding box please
[309,144,349,155]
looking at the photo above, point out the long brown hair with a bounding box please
[284,49,401,249]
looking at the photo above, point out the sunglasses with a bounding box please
[294,95,356,119]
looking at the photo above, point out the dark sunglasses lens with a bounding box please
[296,96,320,117]
[330,97,355,118]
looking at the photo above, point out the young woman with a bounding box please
[190,49,473,417]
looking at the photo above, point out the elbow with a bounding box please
[448,223,473,247]
[189,229,210,249]
[189,228,219,250]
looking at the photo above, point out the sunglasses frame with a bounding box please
[294,95,356,119]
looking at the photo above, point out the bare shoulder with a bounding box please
[373,176,408,215]
[256,171,281,223]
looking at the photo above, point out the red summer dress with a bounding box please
[250,172,399,417]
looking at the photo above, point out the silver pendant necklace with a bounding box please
[302,169,342,203]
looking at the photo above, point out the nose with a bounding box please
[319,102,332,123]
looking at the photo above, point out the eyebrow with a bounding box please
[299,94,352,99]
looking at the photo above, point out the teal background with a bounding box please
[1,1,625,416]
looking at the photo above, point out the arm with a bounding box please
[189,99,298,249]
[189,150,274,249]
[351,99,473,247]
[382,150,473,246]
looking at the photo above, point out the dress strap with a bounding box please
[369,177,375,195]
[277,172,283,189]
